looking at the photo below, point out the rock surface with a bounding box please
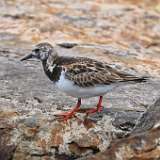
[1,43,160,160]
[0,0,160,160]
[88,98,160,160]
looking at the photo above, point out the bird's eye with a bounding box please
[34,48,40,53]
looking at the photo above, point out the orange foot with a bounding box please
[86,106,103,115]
[57,110,78,121]
[56,98,81,121]
[86,96,103,115]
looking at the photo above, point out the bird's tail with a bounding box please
[122,76,149,83]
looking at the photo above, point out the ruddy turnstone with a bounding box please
[21,42,148,121]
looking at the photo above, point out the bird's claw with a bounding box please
[54,111,76,122]
[85,106,103,115]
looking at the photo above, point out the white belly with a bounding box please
[55,71,117,98]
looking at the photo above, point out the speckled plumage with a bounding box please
[21,42,147,87]
[42,55,146,88]
[21,42,148,120]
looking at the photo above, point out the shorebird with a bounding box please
[21,42,147,121]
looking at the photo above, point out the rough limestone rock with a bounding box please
[0,44,160,160]
[0,0,160,159]
[88,98,160,160]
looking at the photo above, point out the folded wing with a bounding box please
[64,58,147,88]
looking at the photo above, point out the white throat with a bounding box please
[48,64,57,72]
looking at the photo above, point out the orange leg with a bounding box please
[58,98,81,121]
[86,96,103,115]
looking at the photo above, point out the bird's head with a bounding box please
[21,42,55,62]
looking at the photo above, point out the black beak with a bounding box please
[20,53,33,61]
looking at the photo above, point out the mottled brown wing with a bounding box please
[64,59,146,88]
